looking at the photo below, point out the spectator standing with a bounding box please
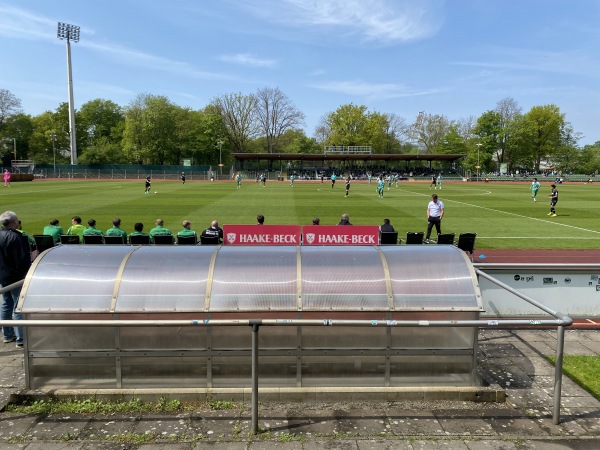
[0,211,31,348]
[105,218,128,240]
[43,219,64,244]
[425,194,444,244]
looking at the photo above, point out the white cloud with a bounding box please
[232,0,442,43]
[218,53,277,68]
[309,79,440,100]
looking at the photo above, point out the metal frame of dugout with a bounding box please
[17,245,487,391]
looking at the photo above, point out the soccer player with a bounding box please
[290,174,295,187]
[129,222,149,241]
[547,184,558,217]
[144,175,151,194]
[149,219,173,243]
[531,178,540,202]
[236,173,242,189]
[387,174,392,190]
[430,174,437,189]
[345,175,351,197]
[105,218,128,240]
[437,173,443,190]
[177,220,197,238]
[43,219,64,244]
[3,170,10,187]
[83,219,103,236]
[377,176,385,198]
[331,173,337,189]
[180,172,186,184]
[66,216,86,242]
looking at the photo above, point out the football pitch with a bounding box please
[2,179,600,250]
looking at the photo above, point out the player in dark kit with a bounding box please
[144,176,151,194]
[345,175,351,197]
[180,172,186,184]
[547,184,558,217]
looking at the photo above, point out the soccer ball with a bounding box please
[154,191,158,194]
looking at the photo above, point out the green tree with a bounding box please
[411,113,451,153]
[579,141,600,175]
[518,105,565,172]
[255,87,305,153]
[211,92,258,152]
[122,94,180,165]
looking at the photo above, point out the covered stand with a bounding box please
[19,245,482,389]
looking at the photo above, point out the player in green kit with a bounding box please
[377,176,385,198]
[236,173,242,189]
[531,178,540,202]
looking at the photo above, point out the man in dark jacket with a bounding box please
[0,211,32,348]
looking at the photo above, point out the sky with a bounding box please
[1,0,599,146]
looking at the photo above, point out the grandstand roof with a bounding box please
[232,153,466,163]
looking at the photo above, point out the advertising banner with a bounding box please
[302,225,379,246]
[223,225,301,245]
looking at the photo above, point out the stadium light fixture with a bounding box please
[51,133,57,176]
[217,140,224,175]
[4,137,17,160]
[57,22,80,165]
[476,143,482,181]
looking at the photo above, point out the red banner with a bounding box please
[223,225,301,245]
[302,225,379,246]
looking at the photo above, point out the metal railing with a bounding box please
[1,272,573,432]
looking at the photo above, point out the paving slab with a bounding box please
[433,409,496,437]
[465,441,521,450]
[385,409,445,436]
[409,439,470,449]
[76,413,139,440]
[356,439,413,449]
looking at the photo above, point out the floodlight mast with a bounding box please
[57,22,80,165]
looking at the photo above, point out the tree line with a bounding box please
[1,88,599,174]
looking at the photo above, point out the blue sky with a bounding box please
[1,0,599,145]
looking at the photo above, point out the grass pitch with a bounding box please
[2,178,599,250]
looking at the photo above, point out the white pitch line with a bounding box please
[399,188,600,235]
[478,236,600,240]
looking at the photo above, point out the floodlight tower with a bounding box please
[57,22,80,165]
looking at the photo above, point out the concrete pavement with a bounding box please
[1,328,599,449]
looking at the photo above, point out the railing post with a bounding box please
[250,320,261,434]
[553,325,565,424]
